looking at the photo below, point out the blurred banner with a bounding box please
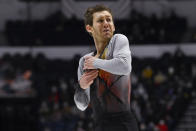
[61,0,131,19]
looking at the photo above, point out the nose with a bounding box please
[103,20,109,28]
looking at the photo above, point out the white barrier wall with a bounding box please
[0,44,196,59]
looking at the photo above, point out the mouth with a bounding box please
[103,29,110,33]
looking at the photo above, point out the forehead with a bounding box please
[93,11,112,19]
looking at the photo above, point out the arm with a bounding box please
[74,57,90,111]
[84,34,132,75]
[74,57,98,111]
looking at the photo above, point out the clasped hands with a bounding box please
[79,56,99,89]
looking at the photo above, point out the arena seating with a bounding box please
[0,49,195,131]
[5,10,187,46]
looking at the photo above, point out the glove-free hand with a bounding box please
[83,56,97,70]
[79,69,98,89]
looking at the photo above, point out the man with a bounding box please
[74,5,139,131]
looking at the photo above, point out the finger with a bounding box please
[80,72,98,87]
[88,69,98,72]
[83,70,97,75]
[86,76,97,86]
[83,69,98,76]
[83,66,89,70]
[88,71,98,77]
[83,64,86,70]
[83,71,97,80]
[85,72,97,79]
[83,63,88,70]
[83,61,91,67]
[89,80,94,85]
[83,65,94,70]
[85,72,98,81]
[84,59,90,65]
[85,70,98,75]
[91,73,98,79]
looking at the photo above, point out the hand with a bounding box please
[79,69,98,89]
[83,56,97,70]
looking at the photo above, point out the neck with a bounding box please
[94,38,110,57]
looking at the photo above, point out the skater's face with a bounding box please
[86,11,115,41]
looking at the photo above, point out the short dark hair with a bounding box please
[84,4,112,26]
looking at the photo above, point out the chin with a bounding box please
[104,34,113,39]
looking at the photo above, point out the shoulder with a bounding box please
[113,33,129,41]
[111,34,129,46]
[111,34,129,48]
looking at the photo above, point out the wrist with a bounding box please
[80,85,89,90]
[79,83,89,90]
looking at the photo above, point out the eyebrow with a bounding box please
[97,15,112,19]
[105,15,111,17]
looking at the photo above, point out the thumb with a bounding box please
[89,80,94,85]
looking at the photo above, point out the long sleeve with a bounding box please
[93,34,132,75]
[74,56,90,111]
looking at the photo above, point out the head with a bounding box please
[23,70,32,80]
[84,5,115,41]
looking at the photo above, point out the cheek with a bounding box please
[111,25,115,31]
[97,26,103,33]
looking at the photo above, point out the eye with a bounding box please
[98,19,104,23]
[106,18,111,22]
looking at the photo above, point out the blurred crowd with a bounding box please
[130,48,196,131]
[117,10,187,44]
[0,53,35,96]
[5,9,188,46]
[0,48,195,131]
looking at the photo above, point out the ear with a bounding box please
[86,25,93,34]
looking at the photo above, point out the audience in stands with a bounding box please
[0,53,35,96]
[0,48,195,131]
[5,10,187,46]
